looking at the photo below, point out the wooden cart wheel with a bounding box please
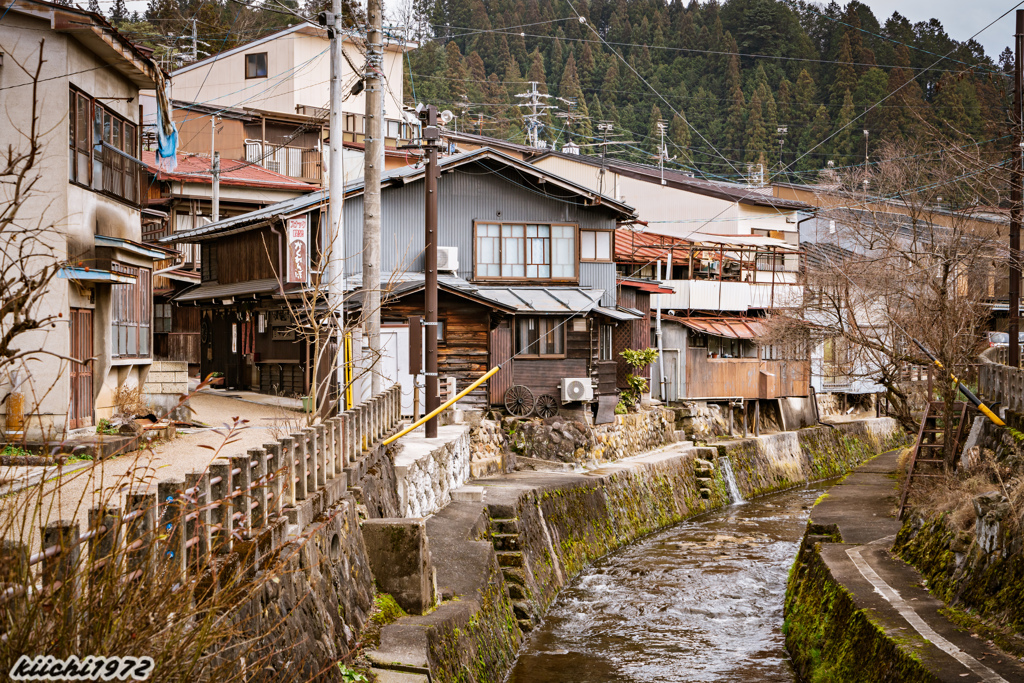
[504,385,535,416]
[535,394,559,418]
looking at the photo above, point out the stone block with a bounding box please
[451,486,485,502]
[361,518,436,615]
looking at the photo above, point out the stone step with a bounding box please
[501,566,527,587]
[451,485,485,502]
[506,582,527,600]
[491,533,520,551]
[517,618,534,633]
[369,669,429,683]
[490,518,520,535]
[512,600,535,621]
[496,551,524,568]
[699,487,712,499]
[470,455,503,478]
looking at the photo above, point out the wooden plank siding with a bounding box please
[686,349,809,399]
[212,227,280,285]
[489,321,513,405]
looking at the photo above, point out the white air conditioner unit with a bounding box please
[436,246,459,273]
[561,377,594,403]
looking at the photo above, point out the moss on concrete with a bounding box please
[784,539,936,683]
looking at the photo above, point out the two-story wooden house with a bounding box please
[0,0,168,438]
[160,148,639,416]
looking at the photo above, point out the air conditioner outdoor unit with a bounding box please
[436,246,459,273]
[561,377,594,403]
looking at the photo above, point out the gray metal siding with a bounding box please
[343,166,618,295]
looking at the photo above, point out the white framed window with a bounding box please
[515,316,565,357]
[581,230,612,262]
[475,222,576,281]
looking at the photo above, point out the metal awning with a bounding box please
[471,286,604,314]
[594,306,641,321]
[618,278,675,294]
[94,234,176,260]
[174,278,281,303]
[59,267,135,283]
[664,315,768,339]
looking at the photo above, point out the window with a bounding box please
[581,230,612,262]
[69,90,92,184]
[69,88,140,204]
[599,324,614,360]
[386,119,401,138]
[515,317,565,357]
[246,53,268,79]
[154,303,172,334]
[475,222,576,280]
[201,244,219,282]
[111,264,151,359]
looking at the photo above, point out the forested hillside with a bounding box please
[111,0,1012,183]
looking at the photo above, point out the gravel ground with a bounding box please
[2,392,310,550]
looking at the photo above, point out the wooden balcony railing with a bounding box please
[100,142,144,208]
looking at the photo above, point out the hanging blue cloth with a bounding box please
[155,82,178,172]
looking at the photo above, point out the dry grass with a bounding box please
[908,458,1024,535]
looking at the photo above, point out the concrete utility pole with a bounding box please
[419,105,441,437]
[320,0,346,404]
[363,0,383,395]
[212,152,220,222]
[1011,9,1023,367]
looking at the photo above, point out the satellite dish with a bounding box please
[440,110,455,124]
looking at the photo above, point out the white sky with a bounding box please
[110,0,1016,62]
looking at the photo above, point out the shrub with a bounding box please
[619,348,659,409]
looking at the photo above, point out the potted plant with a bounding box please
[301,395,315,413]
[206,372,225,387]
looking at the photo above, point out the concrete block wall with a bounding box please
[142,361,190,421]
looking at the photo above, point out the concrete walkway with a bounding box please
[810,450,1024,683]
[1,392,309,550]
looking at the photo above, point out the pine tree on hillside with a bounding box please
[445,42,470,114]
[830,33,858,112]
[87,0,102,15]
[111,0,128,24]
[670,113,693,169]
[745,92,768,165]
[832,89,857,168]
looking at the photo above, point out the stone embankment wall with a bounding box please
[504,407,675,463]
[372,417,903,683]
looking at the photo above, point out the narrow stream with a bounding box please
[507,481,832,683]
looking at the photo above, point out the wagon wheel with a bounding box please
[504,385,535,416]
[535,394,559,418]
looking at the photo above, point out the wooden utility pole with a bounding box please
[419,105,441,437]
[1011,10,1024,367]
[363,0,383,393]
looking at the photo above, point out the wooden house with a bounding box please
[160,148,639,416]
[614,229,811,406]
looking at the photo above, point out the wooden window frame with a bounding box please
[69,87,141,206]
[245,52,268,79]
[514,316,567,359]
[472,220,579,283]
[599,323,614,360]
[580,229,613,263]
[110,263,152,360]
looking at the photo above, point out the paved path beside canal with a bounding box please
[808,450,1024,683]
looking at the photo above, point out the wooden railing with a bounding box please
[100,142,144,208]
[0,387,402,594]
[979,346,1024,412]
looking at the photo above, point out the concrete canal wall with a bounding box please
[365,417,905,682]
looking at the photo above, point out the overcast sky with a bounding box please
[113,0,1017,62]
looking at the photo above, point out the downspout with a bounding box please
[656,259,666,402]
[268,220,286,296]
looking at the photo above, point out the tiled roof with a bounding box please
[142,151,319,192]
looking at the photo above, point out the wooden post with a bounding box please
[248,448,268,529]
[230,456,252,537]
[184,471,210,570]
[754,400,760,437]
[290,433,307,501]
[208,461,232,554]
[301,428,317,493]
[87,504,121,581]
[264,442,284,518]
[125,490,156,579]
[742,400,748,437]
[42,520,80,632]
[158,479,186,582]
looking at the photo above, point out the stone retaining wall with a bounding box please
[504,407,674,463]
[391,425,472,518]
[372,417,904,682]
[142,361,190,422]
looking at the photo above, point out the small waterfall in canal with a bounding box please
[719,456,745,504]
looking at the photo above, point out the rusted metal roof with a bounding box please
[662,315,768,339]
[617,277,675,294]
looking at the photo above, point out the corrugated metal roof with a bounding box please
[663,315,768,339]
[615,229,798,266]
[173,278,282,303]
[594,306,641,321]
[470,286,603,314]
[143,151,319,192]
[160,147,636,245]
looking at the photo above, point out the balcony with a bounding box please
[99,142,145,208]
[656,280,804,312]
[245,141,322,183]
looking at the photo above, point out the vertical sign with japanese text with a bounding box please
[286,215,308,284]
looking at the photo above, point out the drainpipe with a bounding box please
[656,259,666,402]
[268,221,286,295]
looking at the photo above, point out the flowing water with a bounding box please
[718,457,746,505]
[507,481,833,683]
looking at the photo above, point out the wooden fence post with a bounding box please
[125,490,156,581]
[314,424,327,488]
[87,504,121,586]
[208,461,232,554]
[42,520,79,633]
[230,455,252,537]
[248,448,267,529]
[263,442,283,519]
[158,479,186,583]
[184,471,210,569]
[290,433,308,501]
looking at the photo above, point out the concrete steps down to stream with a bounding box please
[365,417,906,683]
[785,449,1024,683]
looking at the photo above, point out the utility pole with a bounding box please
[319,0,346,406]
[211,114,219,222]
[363,0,383,395]
[1011,10,1023,367]
[212,152,220,222]
[656,119,668,185]
[419,105,441,437]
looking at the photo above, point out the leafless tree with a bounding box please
[765,141,1007,467]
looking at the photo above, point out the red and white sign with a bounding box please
[286,216,308,284]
